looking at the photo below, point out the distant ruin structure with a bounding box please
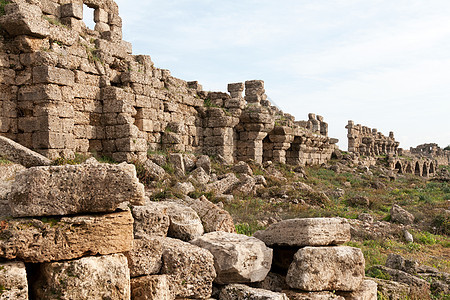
[0,0,337,165]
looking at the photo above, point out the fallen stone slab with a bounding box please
[0,211,133,263]
[367,265,430,300]
[8,161,145,217]
[143,159,166,181]
[131,203,170,238]
[282,290,345,300]
[160,201,204,241]
[286,246,365,292]
[131,274,175,300]
[390,204,414,225]
[185,195,236,233]
[0,261,28,300]
[191,231,272,284]
[370,278,410,300]
[337,279,377,300]
[207,173,239,195]
[0,132,51,167]
[161,237,216,299]
[254,218,350,247]
[126,237,163,278]
[0,163,25,218]
[33,254,130,300]
[219,284,288,300]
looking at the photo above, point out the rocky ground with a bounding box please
[0,146,449,299]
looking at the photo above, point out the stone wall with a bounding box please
[410,143,449,166]
[0,0,337,166]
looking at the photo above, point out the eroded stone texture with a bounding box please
[9,162,145,217]
[254,218,350,247]
[185,195,236,233]
[337,279,377,300]
[207,173,240,195]
[370,278,410,300]
[0,261,28,300]
[0,211,133,263]
[160,237,216,299]
[0,135,51,167]
[191,231,272,284]
[126,237,163,278]
[159,201,204,241]
[282,290,345,300]
[131,203,170,238]
[220,284,288,300]
[131,275,175,300]
[34,254,131,300]
[286,246,365,292]
[390,204,415,225]
[0,163,25,218]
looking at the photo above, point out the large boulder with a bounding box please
[8,161,145,217]
[126,237,163,278]
[220,284,288,300]
[131,203,170,238]
[191,231,272,284]
[185,195,236,233]
[33,254,130,300]
[286,246,365,292]
[0,135,51,167]
[337,279,377,300]
[254,218,350,247]
[159,201,204,241]
[0,211,133,263]
[131,275,175,300]
[0,261,28,300]
[390,204,414,225]
[160,237,216,299]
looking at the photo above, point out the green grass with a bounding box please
[42,15,66,27]
[235,222,265,236]
[0,0,10,16]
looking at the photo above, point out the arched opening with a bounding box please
[405,163,413,174]
[286,136,302,165]
[422,162,428,177]
[394,161,403,174]
[262,135,273,163]
[429,162,435,174]
[414,161,421,176]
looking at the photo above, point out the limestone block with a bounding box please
[131,203,170,239]
[254,218,350,247]
[390,204,415,225]
[131,275,175,300]
[185,195,236,233]
[158,201,204,241]
[9,161,145,217]
[0,135,51,167]
[191,231,272,284]
[337,279,377,300]
[286,246,365,292]
[233,161,253,175]
[0,2,50,38]
[33,66,74,86]
[60,3,83,19]
[173,182,195,195]
[126,237,163,278]
[367,266,430,299]
[94,8,109,23]
[34,254,130,300]
[231,174,256,194]
[0,211,133,263]
[161,237,216,299]
[251,272,288,292]
[220,284,288,300]
[196,155,212,173]
[207,173,240,195]
[282,290,345,300]
[169,153,185,176]
[188,167,211,185]
[0,261,28,300]
[370,278,410,300]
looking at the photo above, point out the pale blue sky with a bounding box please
[91,1,450,150]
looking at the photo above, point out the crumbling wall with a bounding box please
[410,143,449,166]
[0,0,337,166]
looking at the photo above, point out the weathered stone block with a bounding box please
[185,195,236,233]
[161,237,216,299]
[126,237,163,278]
[0,135,51,167]
[131,203,170,238]
[9,161,145,217]
[34,254,130,300]
[0,2,50,38]
[191,231,272,284]
[131,275,175,300]
[286,246,365,292]
[254,218,350,247]
[370,278,410,300]
[0,261,28,300]
[0,211,133,263]
[282,290,345,299]
[60,3,83,19]
[220,284,288,300]
[337,279,377,300]
[207,173,239,195]
[33,66,75,86]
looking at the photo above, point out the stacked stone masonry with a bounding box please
[346,121,440,177]
[0,0,337,167]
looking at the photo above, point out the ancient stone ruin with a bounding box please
[0,0,337,167]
